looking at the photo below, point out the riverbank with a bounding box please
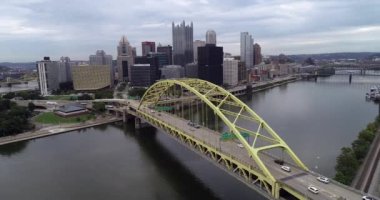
[251,76,298,93]
[0,115,122,146]
[351,116,380,195]
[334,116,380,188]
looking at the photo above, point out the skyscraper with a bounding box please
[60,56,72,82]
[117,36,134,82]
[142,41,156,56]
[198,44,223,85]
[206,30,217,45]
[223,58,238,86]
[172,21,193,66]
[240,32,254,68]
[36,57,60,96]
[157,44,173,65]
[89,50,114,87]
[193,40,205,62]
[254,43,262,65]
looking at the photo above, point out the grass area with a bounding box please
[34,112,95,124]
[46,95,73,100]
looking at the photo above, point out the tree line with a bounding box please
[0,99,34,137]
[334,116,380,185]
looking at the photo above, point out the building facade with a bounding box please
[193,40,205,63]
[172,21,193,66]
[223,58,238,86]
[198,44,223,85]
[130,64,156,87]
[157,44,173,65]
[185,63,198,78]
[89,50,113,87]
[238,61,247,83]
[60,56,72,82]
[240,32,254,68]
[36,57,60,96]
[134,55,160,82]
[148,52,169,69]
[254,43,262,65]
[72,65,111,90]
[117,36,134,82]
[142,41,156,56]
[160,65,184,79]
[206,30,217,45]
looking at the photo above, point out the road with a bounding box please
[0,116,122,146]
[127,100,363,200]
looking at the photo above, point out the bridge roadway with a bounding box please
[124,100,363,200]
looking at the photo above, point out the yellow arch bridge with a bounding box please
[104,79,363,200]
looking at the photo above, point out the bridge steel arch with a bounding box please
[138,79,308,198]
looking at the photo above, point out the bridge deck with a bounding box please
[126,100,363,200]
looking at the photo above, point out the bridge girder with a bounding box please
[138,79,308,185]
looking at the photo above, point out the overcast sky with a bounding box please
[1,0,380,62]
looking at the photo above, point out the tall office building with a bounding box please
[172,21,193,66]
[223,58,238,86]
[134,55,160,82]
[240,32,254,68]
[254,43,262,65]
[206,30,217,45]
[117,36,134,82]
[60,56,72,82]
[148,52,169,69]
[130,64,156,87]
[142,41,156,56]
[198,44,223,85]
[157,44,173,65]
[185,63,198,78]
[238,61,247,83]
[89,50,113,87]
[193,40,205,62]
[160,65,184,79]
[36,57,60,96]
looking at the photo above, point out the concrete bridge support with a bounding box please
[135,117,141,129]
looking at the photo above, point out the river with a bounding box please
[0,75,379,199]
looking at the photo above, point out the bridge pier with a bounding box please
[349,74,352,84]
[135,117,141,129]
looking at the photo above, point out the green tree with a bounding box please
[93,102,106,113]
[335,147,360,185]
[352,139,370,161]
[28,102,35,112]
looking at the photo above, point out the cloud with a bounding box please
[0,0,379,61]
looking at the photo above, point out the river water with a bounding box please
[0,75,379,199]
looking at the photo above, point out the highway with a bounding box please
[126,100,363,200]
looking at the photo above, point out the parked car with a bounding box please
[237,143,244,148]
[307,185,319,194]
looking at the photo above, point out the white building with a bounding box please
[37,57,60,96]
[223,58,238,86]
[240,32,254,68]
[206,30,216,45]
[193,40,205,62]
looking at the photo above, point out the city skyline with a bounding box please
[1,0,380,62]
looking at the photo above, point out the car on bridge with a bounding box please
[363,196,378,200]
[281,165,291,172]
[307,185,319,194]
[317,176,330,184]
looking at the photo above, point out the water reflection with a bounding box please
[0,140,29,157]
